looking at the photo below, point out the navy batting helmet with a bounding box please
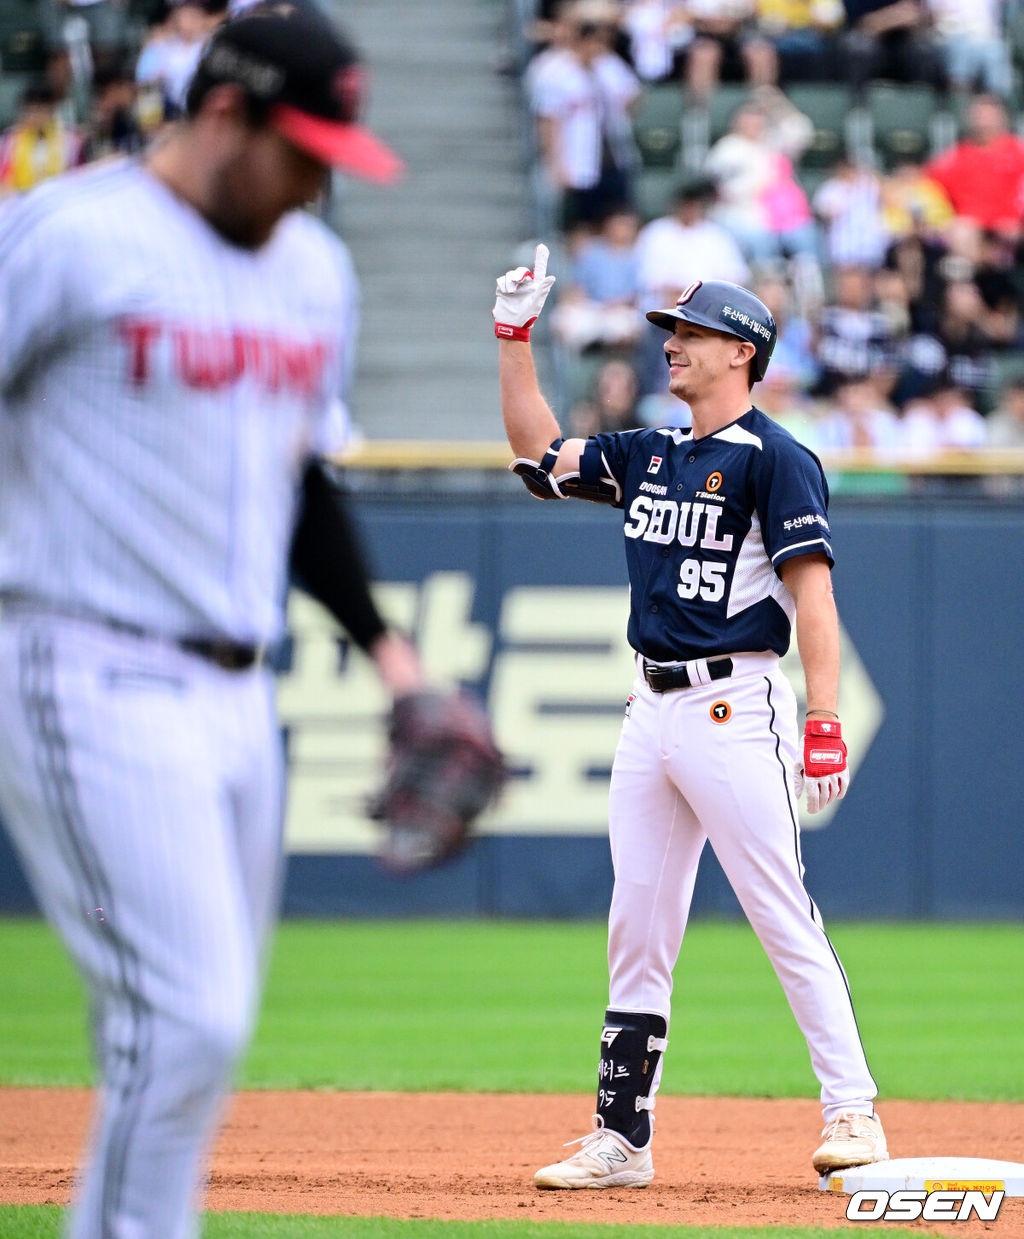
[646,280,777,381]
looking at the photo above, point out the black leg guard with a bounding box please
[596,1009,668,1148]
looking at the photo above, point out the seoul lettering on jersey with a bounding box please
[623,497,734,549]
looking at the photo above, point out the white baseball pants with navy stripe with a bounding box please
[0,612,285,1239]
[606,651,877,1122]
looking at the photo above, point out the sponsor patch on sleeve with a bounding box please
[782,510,830,536]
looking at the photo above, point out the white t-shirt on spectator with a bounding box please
[901,399,988,453]
[622,1,694,81]
[924,0,1003,40]
[530,49,641,189]
[634,215,749,309]
[686,0,756,21]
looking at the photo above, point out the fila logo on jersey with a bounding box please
[710,701,731,723]
[625,497,734,550]
[117,318,333,396]
[647,456,663,474]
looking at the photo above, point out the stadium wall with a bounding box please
[1,490,1021,920]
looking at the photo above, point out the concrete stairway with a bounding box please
[326,0,532,442]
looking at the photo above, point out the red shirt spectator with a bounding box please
[924,95,1024,237]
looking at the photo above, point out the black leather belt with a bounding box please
[177,637,263,671]
[0,597,264,671]
[104,620,263,671]
[643,657,733,693]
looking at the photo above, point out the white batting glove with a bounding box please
[493,243,556,341]
[796,718,850,814]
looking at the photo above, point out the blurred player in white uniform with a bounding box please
[0,6,424,1237]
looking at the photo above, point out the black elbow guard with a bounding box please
[562,440,622,505]
[509,437,568,500]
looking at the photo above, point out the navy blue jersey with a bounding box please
[583,408,832,662]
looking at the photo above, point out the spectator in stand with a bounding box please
[884,215,947,331]
[900,375,987,452]
[940,219,1021,345]
[529,0,642,233]
[621,0,695,81]
[923,0,1013,100]
[632,174,749,392]
[754,273,820,386]
[550,208,643,352]
[135,0,228,121]
[684,0,778,99]
[81,62,145,161]
[0,84,83,197]
[752,0,844,83]
[814,264,902,397]
[873,266,913,338]
[816,376,903,449]
[840,0,943,95]
[569,357,644,434]
[38,0,130,79]
[880,160,954,240]
[524,2,577,99]
[895,278,997,406]
[703,95,817,264]
[756,368,826,445]
[987,378,1024,447]
[923,95,1024,239]
[813,157,889,268]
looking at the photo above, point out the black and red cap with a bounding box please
[189,0,403,183]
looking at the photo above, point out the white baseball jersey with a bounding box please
[529,49,641,189]
[0,157,357,643]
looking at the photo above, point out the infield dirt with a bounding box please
[2,1090,1023,1235]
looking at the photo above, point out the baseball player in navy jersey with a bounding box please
[0,7,425,1238]
[493,245,887,1188]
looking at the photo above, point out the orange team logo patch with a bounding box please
[710,700,732,723]
[705,471,723,491]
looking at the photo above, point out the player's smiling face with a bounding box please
[664,321,744,400]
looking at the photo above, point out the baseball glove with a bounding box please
[367,689,507,875]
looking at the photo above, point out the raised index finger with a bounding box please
[532,243,550,281]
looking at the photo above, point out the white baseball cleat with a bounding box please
[534,1116,654,1189]
[812,1111,887,1173]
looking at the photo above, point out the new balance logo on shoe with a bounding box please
[598,1145,628,1170]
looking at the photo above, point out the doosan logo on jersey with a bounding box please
[117,317,334,396]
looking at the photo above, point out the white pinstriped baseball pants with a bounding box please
[606,651,877,1122]
[0,612,285,1239]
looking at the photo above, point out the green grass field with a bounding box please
[2,917,1021,1237]
[0,1208,935,1239]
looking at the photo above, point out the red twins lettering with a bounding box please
[118,317,331,395]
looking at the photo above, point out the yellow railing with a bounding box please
[337,441,1024,475]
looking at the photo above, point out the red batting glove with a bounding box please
[492,243,556,341]
[800,718,849,814]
